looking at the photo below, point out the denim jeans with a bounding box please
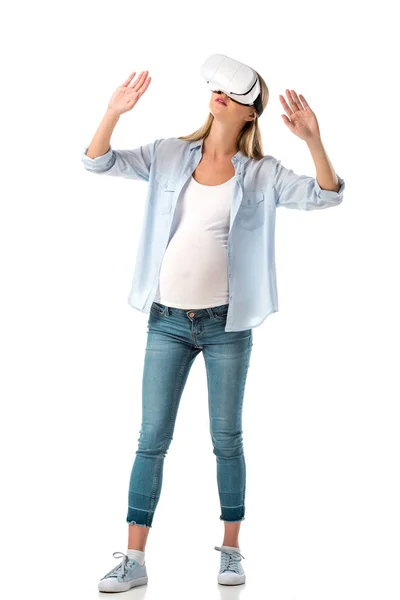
[126,301,253,528]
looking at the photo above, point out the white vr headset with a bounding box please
[200,53,263,118]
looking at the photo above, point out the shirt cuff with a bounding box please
[81,144,113,171]
[314,174,345,199]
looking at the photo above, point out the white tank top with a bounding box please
[153,173,236,309]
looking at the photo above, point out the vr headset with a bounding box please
[200,53,263,118]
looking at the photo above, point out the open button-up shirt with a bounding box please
[81,136,345,332]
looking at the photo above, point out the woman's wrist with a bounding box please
[105,107,121,121]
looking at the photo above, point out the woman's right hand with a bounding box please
[107,71,152,116]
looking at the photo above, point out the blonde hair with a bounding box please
[177,71,269,161]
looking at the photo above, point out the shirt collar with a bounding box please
[188,138,250,165]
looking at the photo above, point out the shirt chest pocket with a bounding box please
[236,191,265,230]
[151,172,175,213]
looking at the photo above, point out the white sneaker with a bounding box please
[98,551,148,593]
[214,545,246,585]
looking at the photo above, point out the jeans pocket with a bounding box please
[213,309,228,321]
[150,301,165,315]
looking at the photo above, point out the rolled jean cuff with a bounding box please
[219,504,245,522]
[126,506,154,528]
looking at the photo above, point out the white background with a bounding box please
[1,1,399,599]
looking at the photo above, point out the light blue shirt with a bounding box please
[81,137,345,331]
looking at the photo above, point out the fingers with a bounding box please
[290,90,302,109]
[281,113,295,132]
[121,70,150,90]
[129,71,149,91]
[125,72,152,100]
[138,76,152,94]
[280,90,307,113]
[279,93,293,116]
[299,94,311,111]
[285,89,301,112]
[121,71,137,87]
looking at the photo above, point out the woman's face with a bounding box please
[209,91,256,126]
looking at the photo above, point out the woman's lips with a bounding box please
[215,98,227,106]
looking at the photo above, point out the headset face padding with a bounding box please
[200,53,263,117]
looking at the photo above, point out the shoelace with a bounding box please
[214,546,245,574]
[101,551,135,580]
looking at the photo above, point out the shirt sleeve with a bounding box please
[81,138,164,182]
[273,158,345,210]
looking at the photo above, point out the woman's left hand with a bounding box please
[279,90,321,142]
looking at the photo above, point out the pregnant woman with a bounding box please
[81,56,345,593]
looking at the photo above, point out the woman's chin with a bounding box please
[209,109,230,122]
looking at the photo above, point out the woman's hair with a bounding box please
[177,71,269,161]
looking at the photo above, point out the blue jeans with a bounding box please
[126,301,253,528]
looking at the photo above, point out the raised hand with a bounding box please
[279,89,321,142]
[108,71,152,116]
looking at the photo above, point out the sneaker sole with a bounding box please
[218,573,246,585]
[98,575,148,592]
